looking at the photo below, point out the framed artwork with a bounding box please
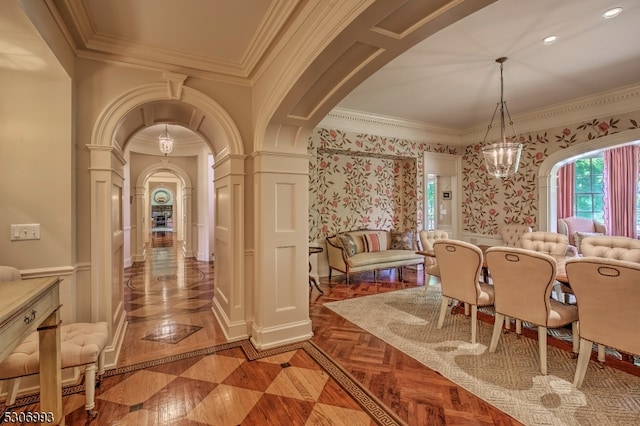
[442,191,451,200]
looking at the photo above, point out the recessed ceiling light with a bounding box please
[602,7,623,19]
[542,35,558,45]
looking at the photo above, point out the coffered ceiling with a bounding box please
[3,0,640,136]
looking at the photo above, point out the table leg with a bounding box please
[309,260,324,294]
[38,309,63,425]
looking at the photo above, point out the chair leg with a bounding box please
[571,322,579,355]
[471,305,478,344]
[538,326,548,375]
[597,344,605,365]
[515,319,522,336]
[490,313,505,352]
[97,351,106,386]
[84,363,98,418]
[503,315,511,331]
[329,268,332,281]
[437,297,450,329]
[574,338,593,388]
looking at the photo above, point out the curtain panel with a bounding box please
[557,163,574,219]
[603,145,639,238]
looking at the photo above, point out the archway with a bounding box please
[537,128,640,232]
[89,80,247,364]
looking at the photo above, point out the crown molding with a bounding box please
[318,107,463,145]
[322,84,640,146]
[461,83,640,143]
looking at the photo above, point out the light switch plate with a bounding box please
[10,224,41,241]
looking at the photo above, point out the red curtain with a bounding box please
[557,163,574,219]
[603,145,639,238]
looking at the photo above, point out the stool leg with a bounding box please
[84,364,98,417]
[4,378,21,405]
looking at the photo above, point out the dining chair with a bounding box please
[576,235,640,364]
[433,240,494,344]
[565,257,640,387]
[520,231,572,302]
[500,224,532,248]
[418,230,448,284]
[485,247,579,375]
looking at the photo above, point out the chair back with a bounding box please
[558,216,606,246]
[500,224,532,247]
[485,247,556,326]
[565,258,640,355]
[520,231,568,256]
[580,236,640,262]
[433,240,483,304]
[419,230,448,251]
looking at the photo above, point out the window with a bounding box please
[574,155,604,223]
[425,174,436,231]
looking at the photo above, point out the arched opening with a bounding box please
[89,82,246,364]
[538,128,640,232]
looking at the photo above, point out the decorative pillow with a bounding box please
[574,231,604,254]
[362,233,382,252]
[390,230,414,250]
[338,234,358,257]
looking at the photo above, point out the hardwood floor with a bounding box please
[2,233,522,425]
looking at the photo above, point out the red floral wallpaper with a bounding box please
[462,114,640,235]
[310,112,640,241]
[308,128,459,241]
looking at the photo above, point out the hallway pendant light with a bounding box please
[481,57,522,179]
[158,124,174,156]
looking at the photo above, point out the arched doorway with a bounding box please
[89,81,246,364]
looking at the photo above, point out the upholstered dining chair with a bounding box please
[418,230,449,284]
[500,224,532,248]
[565,257,640,388]
[485,247,579,375]
[433,240,494,344]
[520,231,572,301]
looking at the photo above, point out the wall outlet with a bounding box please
[10,224,41,241]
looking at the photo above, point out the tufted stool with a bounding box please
[0,266,21,282]
[0,322,108,417]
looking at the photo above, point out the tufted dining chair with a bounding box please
[418,230,449,284]
[434,240,494,344]
[565,257,640,387]
[500,224,532,248]
[520,231,572,302]
[485,247,579,375]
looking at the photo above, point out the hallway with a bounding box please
[4,232,521,425]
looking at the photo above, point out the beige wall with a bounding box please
[0,68,73,270]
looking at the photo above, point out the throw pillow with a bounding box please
[574,231,604,254]
[390,230,414,250]
[362,233,382,252]
[338,234,358,257]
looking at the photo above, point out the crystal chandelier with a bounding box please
[158,124,174,156]
[481,57,522,179]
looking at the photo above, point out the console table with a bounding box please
[0,277,63,424]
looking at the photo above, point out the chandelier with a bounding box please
[481,57,522,179]
[158,124,174,156]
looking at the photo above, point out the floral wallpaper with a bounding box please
[308,128,459,241]
[462,113,640,235]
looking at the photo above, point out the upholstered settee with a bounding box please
[326,230,424,285]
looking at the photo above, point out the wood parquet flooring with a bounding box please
[2,234,523,425]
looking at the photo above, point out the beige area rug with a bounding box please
[324,285,640,426]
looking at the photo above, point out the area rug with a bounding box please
[324,285,640,426]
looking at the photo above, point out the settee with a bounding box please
[326,229,424,285]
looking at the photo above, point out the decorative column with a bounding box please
[133,186,146,262]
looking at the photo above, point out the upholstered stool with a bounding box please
[0,322,108,417]
[0,266,21,282]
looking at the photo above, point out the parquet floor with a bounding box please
[2,233,523,425]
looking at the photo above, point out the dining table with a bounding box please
[417,244,569,284]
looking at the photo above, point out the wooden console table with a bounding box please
[0,277,63,424]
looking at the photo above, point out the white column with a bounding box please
[211,155,248,341]
[133,186,147,262]
[250,151,312,350]
[182,186,194,257]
